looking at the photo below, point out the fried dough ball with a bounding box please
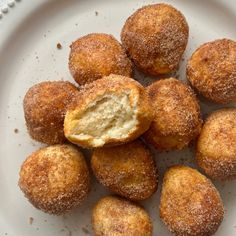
[196,108,236,181]
[121,3,189,75]
[23,81,79,145]
[144,78,202,151]
[69,33,132,85]
[19,144,90,215]
[160,165,224,236]
[64,74,154,148]
[187,39,236,104]
[92,196,152,236]
[91,140,158,201]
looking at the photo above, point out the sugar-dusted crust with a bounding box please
[19,144,90,215]
[160,165,224,236]
[187,39,236,104]
[144,78,202,151]
[196,108,236,181]
[69,33,132,85]
[23,81,79,145]
[121,3,189,75]
[91,139,158,201]
[92,196,152,236]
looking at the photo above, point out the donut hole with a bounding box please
[66,92,138,147]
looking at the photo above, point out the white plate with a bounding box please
[0,0,236,235]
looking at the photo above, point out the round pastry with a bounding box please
[196,108,236,181]
[23,81,79,145]
[144,78,202,151]
[91,139,158,201]
[187,38,236,104]
[160,165,224,236]
[19,144,90,215]
[92,196,152,236]
[64,74,154,148]
[121,3,189,75]
[69,33,132,85]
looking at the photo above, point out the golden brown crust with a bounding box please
[64,74,154,148]
[196,108,236,181]
[187,38,236,104]
[160,165,224,236]
[91,140,158,201]
[92,196,152,236]
[23,81,79,145]
[18,144,90,215]
[69,33,132,85]
[143,78,202,151]
[121,3,189,75]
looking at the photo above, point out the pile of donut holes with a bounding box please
[19,3,236,236]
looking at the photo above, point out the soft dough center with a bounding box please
[70,93,138,146]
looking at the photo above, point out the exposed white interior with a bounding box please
[69,93,138,146]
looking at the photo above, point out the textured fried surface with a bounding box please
[121,3,188,75]
[187,38,236,104]
[19,144,90,215]
[69,33,132,85]
[144,78,202,151]
[197,108,236,180]
[23,81,79,145]
[92,196,152,236]
[64,74,154,148]
[91,140,158,201]
[160,165,224,236]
